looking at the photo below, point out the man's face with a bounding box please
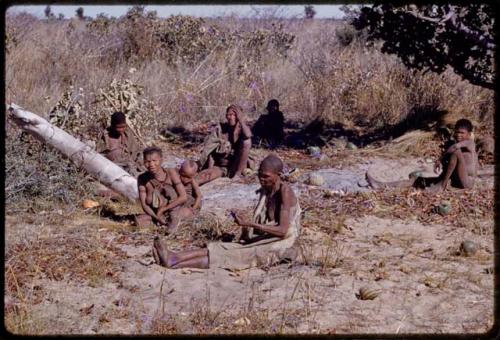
[113,123,127,135]
[226,110,237,127]
[144,153,162,174]
[454,128,470,142]
[258,168,279,190]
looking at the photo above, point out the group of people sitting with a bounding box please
[96,101,479,270]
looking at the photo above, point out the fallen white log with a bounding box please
[8,103,139,201]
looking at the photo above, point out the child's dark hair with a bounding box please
[111,111,126,126]
[455,119,473,132]
[143,146,162,158]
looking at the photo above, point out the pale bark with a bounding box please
[8,103,139,201]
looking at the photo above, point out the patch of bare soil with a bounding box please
[4,156,494,335]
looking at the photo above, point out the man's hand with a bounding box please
[155,213,167,225]
[233,211,250,227]
[234,109,244,123]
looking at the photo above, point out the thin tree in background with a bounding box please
[76,7,84,20]
[304,5,316,19]
[44,5,55,20]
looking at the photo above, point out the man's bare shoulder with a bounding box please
[280,182,297,202]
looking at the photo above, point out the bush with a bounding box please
[5,124,93,210]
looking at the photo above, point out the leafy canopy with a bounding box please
[352,4,495,89]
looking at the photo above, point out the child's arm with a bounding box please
[191,179,202,210]
[446,140,475,154]
[138,180,163,223]
[156,169,188,216]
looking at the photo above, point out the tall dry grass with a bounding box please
[6,9,493,128]
[5,8,494,205]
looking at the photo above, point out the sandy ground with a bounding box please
[4,156,494,335]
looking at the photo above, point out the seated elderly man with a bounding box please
[152,154,301,270]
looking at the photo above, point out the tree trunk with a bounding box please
[7,103,139,201]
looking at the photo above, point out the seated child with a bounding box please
[134,147,194,232]
[179,160,202,211]
[366,118,478,192]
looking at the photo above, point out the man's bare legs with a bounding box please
[432,149,474,191]
[153,237,209,269]
[231,139,251,177]
[134,214,154,227]
[365,171,419,189]
[195,167,225,186]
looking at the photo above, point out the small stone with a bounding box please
[460,240,478,256]
[356,286,381,300]
[307,146,321,157]
[307,173,325,186]
[437,201,452,215]
[409,170,423,178]
[234,317,251,326]
[319,154,328,162]
[82,199,100,209]
[242,168,254,177]
[346,142,357,150]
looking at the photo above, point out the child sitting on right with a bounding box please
[179,160,202,211]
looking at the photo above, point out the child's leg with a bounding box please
[167,207,194,232]
[449,150,474,188]
[365,171,418,189]
[195,167,225,185]
[437,149,473,190]
[232,139,251,177]
[170,256,209,269]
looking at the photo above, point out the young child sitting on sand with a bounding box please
[366,118,478,192]
[179,160,202,211]
[135,147,194,232]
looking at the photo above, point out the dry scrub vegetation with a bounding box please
[5,7,494,206]
[4,7,495,335]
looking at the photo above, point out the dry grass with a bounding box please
[300,185,494,228]
[5,9,494,206]
[5,232,125,298]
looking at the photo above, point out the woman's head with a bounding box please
[258,154,284,191]
[226,104,243,127]
[143,147,163,174]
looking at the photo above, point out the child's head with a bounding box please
[179,160,198,183]
[110,111,127,134]
[454,119,473,142]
